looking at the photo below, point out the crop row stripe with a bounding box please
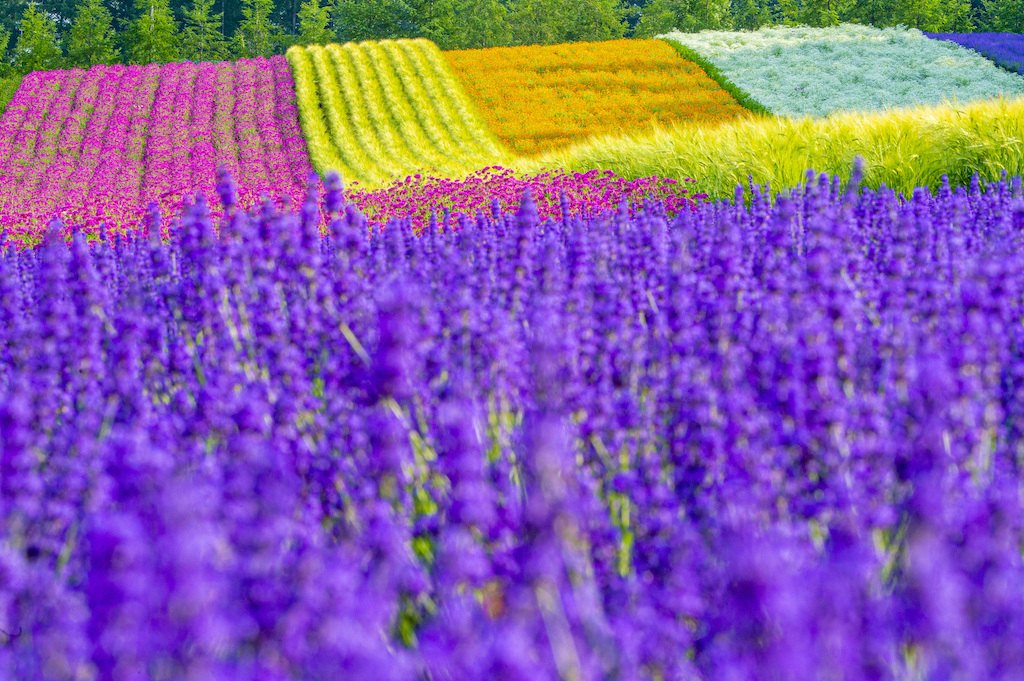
[51,66,112,206]
[191,63,218,191]
[0,75,38,164]
[409,40,509,158]
[76,66,133,201]
[175,64,199,190]
[142,64,183,199]
[236,60,274,188]
[394,39,504,162]
[364,40,468,173]
[385,39,495,168]
[376,40,472,165]
[342,40,430,178]
[324,43,405,182]
[55,68,101,159]
[286,46,331,175]
[271,56,313,190]
[285,39,511,188]
[67,65,126,198]
[286,46,358,182]
[309,45,387,186]
[23,72,74,208]
[254,59,298,194]
[4,75,70,170]
[25,72,82,200]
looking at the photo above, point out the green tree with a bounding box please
[234,0,280,57]
[66,0,119,68]
[562,0,629,41]
[939,0,974,30]
[452,0,511,47]
[128,0,180,64]
[799,0,841,25]
[12,5,63,74]
[413,0,511,49]
[980,0,1024,31]
[632,0,732,36]
[297,0,333,45]
[798,0,839,25]
[892,0,973,30]
[410,0,458,48]
[841,0,900,26]
[0,3,29,61]
[182,0,229,61]
[0,26,12,77]
[507,0,573,44]
[732,0,772,30]
[773,0,801,24]
[333,0,412,43]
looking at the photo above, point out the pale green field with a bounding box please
[659,24,1024,119]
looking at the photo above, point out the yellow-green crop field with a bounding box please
[286,38,512,188]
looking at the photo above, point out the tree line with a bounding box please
[1,0,1022,77]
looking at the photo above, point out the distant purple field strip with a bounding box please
[925,32,1024,73]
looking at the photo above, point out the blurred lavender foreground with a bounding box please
[2,165,1024,681]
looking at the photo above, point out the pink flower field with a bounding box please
[0,56,313,242]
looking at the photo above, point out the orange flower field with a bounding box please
[443,39,754,156]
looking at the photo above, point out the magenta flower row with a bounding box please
[346,166,703,234]
[0,57,313,240]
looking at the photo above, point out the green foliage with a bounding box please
[128,0,180,64]
[409,0,454,47]
[506,0,575,45]
[450,0,512,48]
[560,0,629,42]
[980,0,1024,32]
[799,0,841,27]
[66,0,119,68]
[182,0,230,62]
[633,0,733,37]
[501,0,625,45]
[0,74,22,113]
[774,0,801,24]
[842,0,901,27]
[297,0,333,46]
[12,5,63,74]
[892,0,973,31]
[659,38,774,116]
[732,0,772,30]
[408,0,460,50]
[939,0,975,31]
[0,26,11,78]
[234,0,280,57]
[333,0,413,43]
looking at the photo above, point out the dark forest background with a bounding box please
[0,0,1022,76]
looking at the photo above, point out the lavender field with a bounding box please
[925,32,1024,74]
[2,161,1024,679]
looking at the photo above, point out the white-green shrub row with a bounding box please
[659,24,1024,119]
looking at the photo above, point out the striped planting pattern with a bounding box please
[287,39,511,189]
